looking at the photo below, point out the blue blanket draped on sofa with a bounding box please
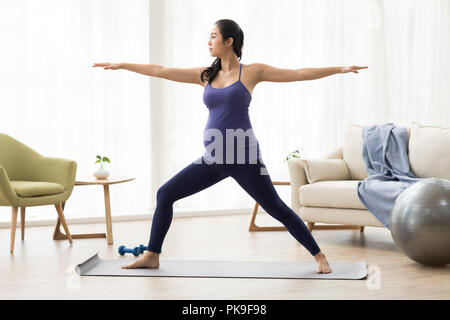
[356,122,422,229]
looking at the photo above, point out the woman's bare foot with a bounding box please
[314,251,332,274]
[121,250,160,269]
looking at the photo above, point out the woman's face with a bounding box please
[208,26,220,57]
[208,25,232,57]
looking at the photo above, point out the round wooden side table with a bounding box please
[53,176,135,245]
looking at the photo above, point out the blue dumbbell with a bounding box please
[139,244,149,255]
[118,245,141,257]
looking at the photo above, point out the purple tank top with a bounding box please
[202,63,264,165]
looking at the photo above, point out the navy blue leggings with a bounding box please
[147,157,321,256]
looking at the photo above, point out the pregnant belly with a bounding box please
[202,127,263,164]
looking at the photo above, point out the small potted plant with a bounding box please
[284,148,307,162]
[93,155,110,179]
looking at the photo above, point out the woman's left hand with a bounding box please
[341,65,368,74]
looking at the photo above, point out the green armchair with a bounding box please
[0,133,77,253]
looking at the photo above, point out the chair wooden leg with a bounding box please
[10,207,18,253]
[54,203,73,244]
[20,207,26,240]
[248,202,259,231]
[307,222,315,232]
[248,202,287,232]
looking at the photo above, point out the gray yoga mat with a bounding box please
[75,253,367,280]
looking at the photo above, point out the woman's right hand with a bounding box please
[92,62,122,70]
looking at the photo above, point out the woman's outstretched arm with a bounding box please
[254,63,368,83]
[92,62,207,85]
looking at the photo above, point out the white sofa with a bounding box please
[287,121,450,232]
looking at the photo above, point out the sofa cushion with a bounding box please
[342,123,368,180]
[304,159,350,183]
[10,180,65,197]
[299,180,366,210]
[408,121,450,179]
[342,123,411,180]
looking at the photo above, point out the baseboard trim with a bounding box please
[0,207,253,228]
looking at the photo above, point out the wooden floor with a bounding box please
[1,212,449,300]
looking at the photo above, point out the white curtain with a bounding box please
[1,0,449,223]
[157,0,450,212]
[0,0,151,222]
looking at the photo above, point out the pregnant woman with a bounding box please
[93,19,367,274]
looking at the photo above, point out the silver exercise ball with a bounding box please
[390,178,450,266]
